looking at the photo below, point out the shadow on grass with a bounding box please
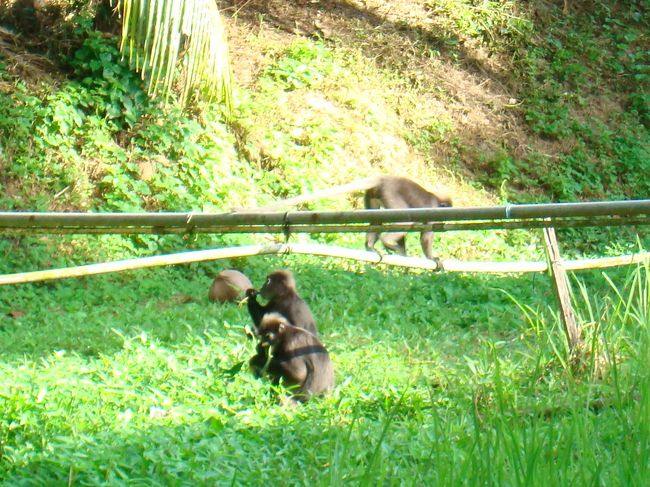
[220,0,527,88]
[3,381,649,486]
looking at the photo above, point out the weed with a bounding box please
[262,40,336,91]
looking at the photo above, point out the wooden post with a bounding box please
[543,227,582,351]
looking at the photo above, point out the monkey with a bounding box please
[246,270,317,335]
[253,312,334,402]
[246,270,318,379]
[208,269,253,303]
[364,176,452,260]
[231,174,450,259]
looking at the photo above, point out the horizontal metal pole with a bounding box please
[2,244,650,286]
[1,216,649,235]
[0,200,649,231]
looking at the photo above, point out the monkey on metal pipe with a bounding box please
[364,176,452,260]
[254,312,334,402]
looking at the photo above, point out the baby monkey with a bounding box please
[254,312,334,402]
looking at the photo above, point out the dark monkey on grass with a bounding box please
[246,270,318,377]
[246,270,317,334]
[255,312,334,402]
[364,176,452,260]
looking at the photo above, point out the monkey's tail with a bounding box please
[234,177,381,213]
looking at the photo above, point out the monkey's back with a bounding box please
[364,176,447,209]
[273,295,318,335]
[271,330,334,399]
[209,270,252,303]
[378,176,442,208]
[310,354,335,394]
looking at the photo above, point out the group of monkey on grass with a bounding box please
[209,176,452,402]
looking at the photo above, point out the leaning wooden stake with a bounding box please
[543,227,582,352]
[235,177,380,212]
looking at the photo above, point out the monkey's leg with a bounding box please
[364,191,383,253]
[287,361,310,403]
[381,233,407,256]
[366,231,380,252]
[420,231,435,260]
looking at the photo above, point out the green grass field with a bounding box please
[1,256,649,485]
[1,0,648,483]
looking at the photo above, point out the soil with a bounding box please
[218,0,536,196]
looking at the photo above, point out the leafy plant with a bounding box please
[425,0,534,52]
[67,33,148,129]
[262,40,335,91]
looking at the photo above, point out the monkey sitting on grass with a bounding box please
[246,270,318,335]
[252,312,334,402]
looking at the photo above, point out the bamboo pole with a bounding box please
[1,217,649,235]
[563,252,650,270]
[236,177,380,212]
[0,244,438,285]
[1,244,649,286]
[1,200,649,230]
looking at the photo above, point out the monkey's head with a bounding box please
[258,312,289,347]
[260,270,296,300]
[436,193,452,208]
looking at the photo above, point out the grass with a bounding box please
[1,256,649,485]
[1,0,649,484]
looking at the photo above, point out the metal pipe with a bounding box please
[1,216,649,235]
[0,200,649,229]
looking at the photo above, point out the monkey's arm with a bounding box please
[246,289,266,329]
[249,343,269,378]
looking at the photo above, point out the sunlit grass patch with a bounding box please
[0,256,648,484]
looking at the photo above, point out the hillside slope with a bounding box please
[0,0,648,263]
[221,0,649,201]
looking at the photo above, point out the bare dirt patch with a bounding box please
[219,0,528,204]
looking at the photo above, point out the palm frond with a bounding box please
[113,0,232,110]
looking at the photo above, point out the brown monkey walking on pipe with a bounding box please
[364,176,452,260]
[237,175,451,260]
